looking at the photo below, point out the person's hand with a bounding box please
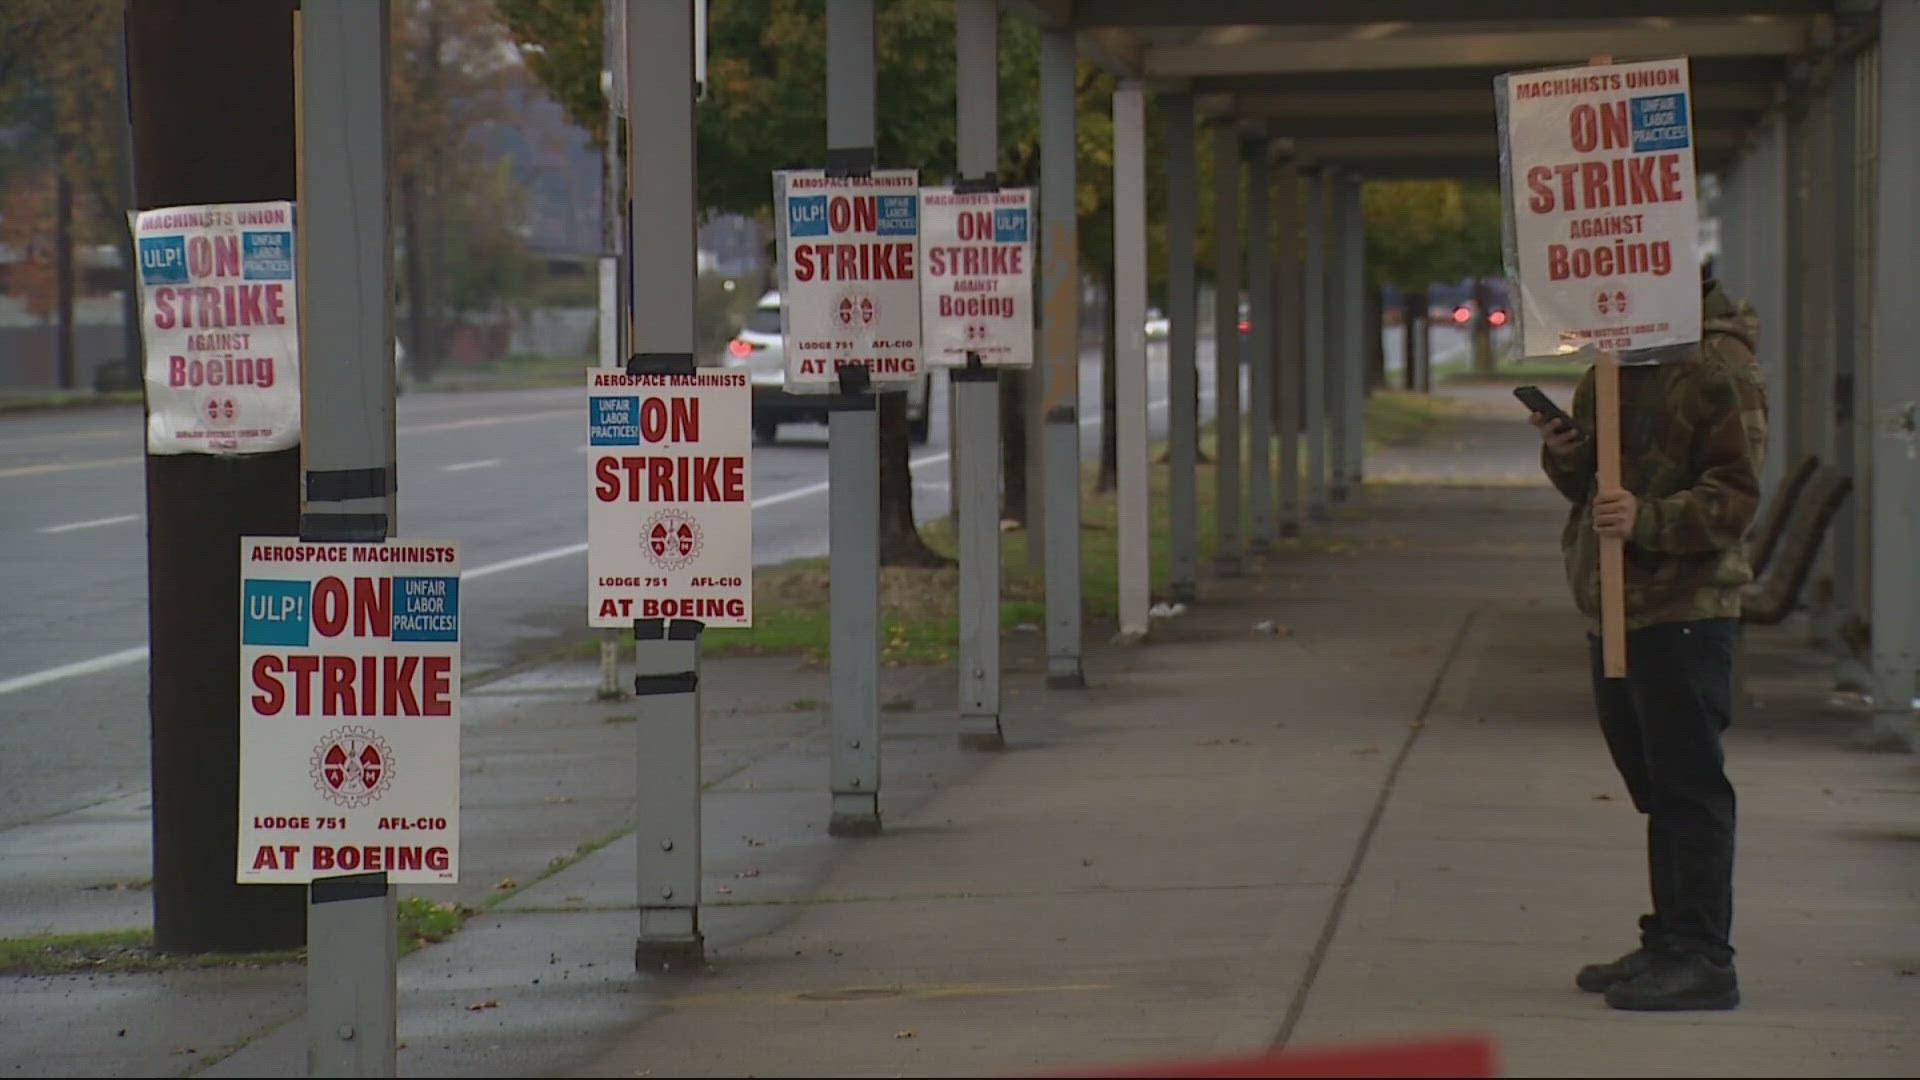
[1529,412,1585,454]
[1593,488,1638,540]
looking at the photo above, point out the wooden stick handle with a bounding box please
[1595,352,1626,678]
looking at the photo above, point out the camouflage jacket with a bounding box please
[1540,282,1770,630]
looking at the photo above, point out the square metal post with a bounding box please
[624,0,710,950]
[1302,166,1329,521]
[1754,112,1790,503]
[1041,27,1084,686]
[1325,167,1349,504]
[1868,3,1919,748]
[1115,80,1150,638]
[297,6,398,1072]
[1165,92,1200,601]
[1275,159,1302,538]
[632,619,704,964]
[954,0,1003,747]
[1212,122,1244,571]
[1831,52,1869,689]
[1245,136,1276,548]
[955,368,1002,746]
[1343,175,1368,493]
[825,0,886,828]
[307,874,397,1078]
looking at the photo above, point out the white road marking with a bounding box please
[0,646,150,696]
[441,458,502,473]
[39,514,141,534]
[1,395,1187,695]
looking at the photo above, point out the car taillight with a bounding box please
[1452,306,1472,324]
[728,338,751,359]
[1488,310,1509,327]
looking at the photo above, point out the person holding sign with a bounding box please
[1529,278,1767,1011]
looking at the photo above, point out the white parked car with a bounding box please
[1144,307,1169,341]
[720,290,931,444]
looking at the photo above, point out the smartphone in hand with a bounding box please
[1514,385,1583,439]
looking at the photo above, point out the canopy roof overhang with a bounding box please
[1003,0,1878,178]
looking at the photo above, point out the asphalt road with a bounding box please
[0,346,1214,828]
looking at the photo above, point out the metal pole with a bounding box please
[1040,27,1084,686]
[1302,166,1329,521]
[1165,92,1199,601]
[1211,122,1243,572]
[597,0,625,701]
[1869,1,1919,748]
[1245,136,1275,548]
[1800,83,1840,649]
[954,0,1002,748]
[625,0,709,955]
[1325,167,1349,504]
[1343,174,1367,493]
[1274,158,1302,537]
[1114,80,1150,638]
[1755,112,1789,503]
[307,874,396,1077]
[298,2,397,1070]
[825,0,888,824]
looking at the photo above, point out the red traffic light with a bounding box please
[1488,309,1509,327]
[1452,306,1472,324]
[728,338,752,358]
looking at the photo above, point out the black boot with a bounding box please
[1603,953,1739,1011]
[1575,947,1661,993]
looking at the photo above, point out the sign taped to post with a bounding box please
[238,539,462,884]
[134,202,301,453]
[774,169,922,390]
[920,187,1033,368]
[588,369,752,627]
[1498,58,1700,355]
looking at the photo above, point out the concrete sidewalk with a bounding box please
[3,406,1915,1077]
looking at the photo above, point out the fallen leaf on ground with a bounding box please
[735,868,761,879]
[466,1000,499,1011]
[1593,793,1614,801]
[494,878,517,890]
[894,1030,916,1039]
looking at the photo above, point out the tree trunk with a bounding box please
[1000,367,1028,524]
[1471,275,1495,372]
[1365,285,1386,392]
[401,172,431,380]
[1418,305,1434,393]
[1403,291,1423,391]
[54,173,75,390]
[1097,262,1117,492]
[878,390,951,567]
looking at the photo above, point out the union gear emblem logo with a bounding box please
[642,508,702,570]
[833,288,879,333]
[1596,289,1630,317]
[310,726,394,808]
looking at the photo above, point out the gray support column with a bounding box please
[307,875,396,1077]
[1834,50,1872,689]
[954,0,1002,747]
[1040,27,1084,687]
[1212,123,1244,570]
[1302,166,1329,521]
[1114,80,1150,637]
[1324,167,1349,504]
[1342,174,1367,493]
[1165,93,1200,602]
[1754,112,1790,503]
[1245,138,1275,548]
[1801,83,1840,648]
[299,0,395,539]
[1869,2,1919,748]
[298,3,398,1070]
[824,0,885,831]
[625,0,708,956]
[1274,159,1302,537]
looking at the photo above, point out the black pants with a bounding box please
[1588,618,1739,966]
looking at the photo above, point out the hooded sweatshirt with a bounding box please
[1539,280,1770,630]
